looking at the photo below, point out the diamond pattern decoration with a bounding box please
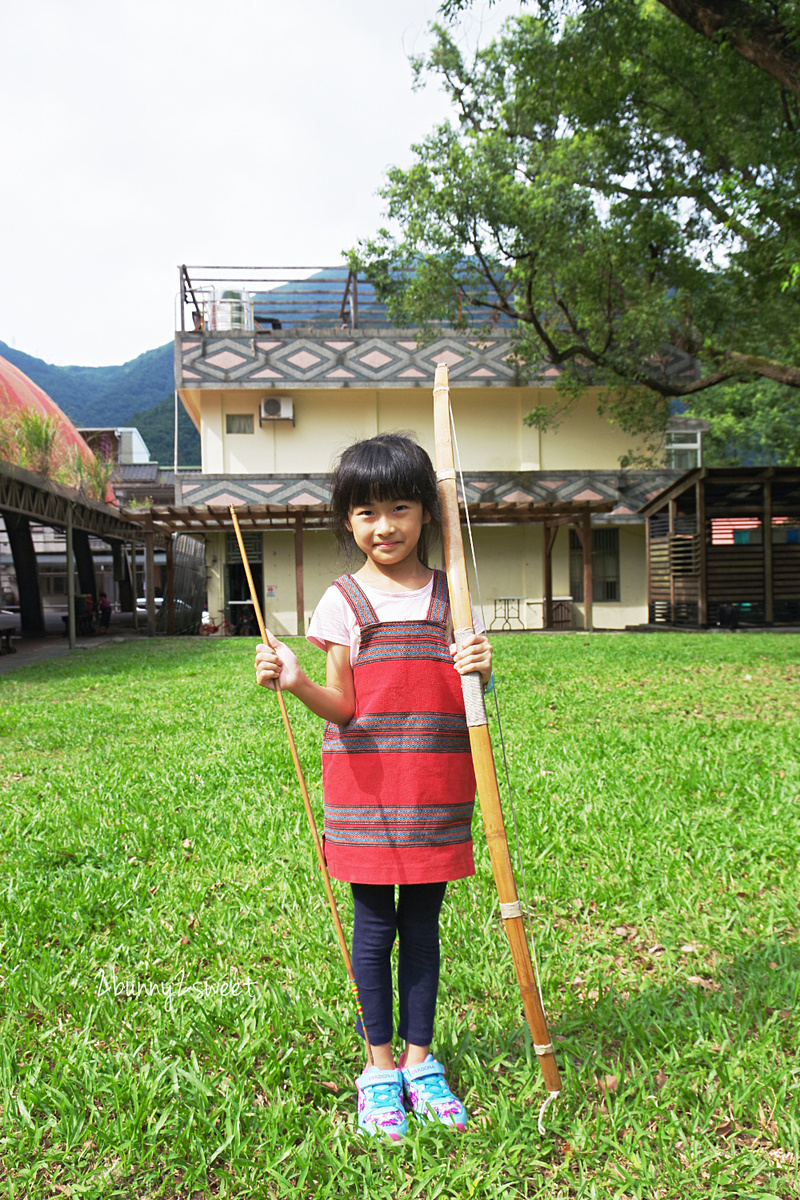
[429,348,464,368]
[178,330,531,387]
[174,469,679,523]
[359,349,394,369]
[206,350,249,369]
[286,350,323,369]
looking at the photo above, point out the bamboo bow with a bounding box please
[433,364,561,1101]
[229,506,373,1065]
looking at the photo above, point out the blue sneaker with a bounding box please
[401,1055,468,1131]
[355,1067,408,1141]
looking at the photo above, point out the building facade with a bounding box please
[171,271,681,634]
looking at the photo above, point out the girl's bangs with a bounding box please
[339,445,428,510]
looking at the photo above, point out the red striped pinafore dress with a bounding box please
[321,570,476,886]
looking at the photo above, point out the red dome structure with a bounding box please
[0,355,116,504]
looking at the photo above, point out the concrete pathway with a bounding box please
[0,612,149,676]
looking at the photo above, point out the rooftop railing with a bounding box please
[177,265,395,334]
[177,265,515,334]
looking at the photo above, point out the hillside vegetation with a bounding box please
[0,340,200,466]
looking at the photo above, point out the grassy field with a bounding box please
[0,632,798,1198]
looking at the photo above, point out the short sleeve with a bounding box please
[306,584,356,653]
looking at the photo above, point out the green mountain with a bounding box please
[0,339,200,466]
[0,340,174,429]
[130,395,201,468]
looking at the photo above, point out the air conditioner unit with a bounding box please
[259,396,294,425]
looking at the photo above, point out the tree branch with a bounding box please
[657,0,800,94]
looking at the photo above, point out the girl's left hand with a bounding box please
[451,632,492,686]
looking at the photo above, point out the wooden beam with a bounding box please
[66,504,76,650]
[166,535,176,635]
[669,499,677,621]
[131,536,139,631]
[764,478,774,623]
[543,521,557,629]
[145,532,156,637]
[582,507,594,632]
[295,515,305,635]
[697,479,708,627]
[645,511,652,621]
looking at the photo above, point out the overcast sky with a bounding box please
[1,0,523,367]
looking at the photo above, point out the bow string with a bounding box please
[433,364,561,1124]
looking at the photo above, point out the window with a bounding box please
[226,532,262,563]
[570,528,620,602]
[664,417,708,469]
[225,414,254,435]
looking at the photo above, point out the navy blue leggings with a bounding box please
[351,881,447,1047]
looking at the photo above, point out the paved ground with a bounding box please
[0,611,151,676]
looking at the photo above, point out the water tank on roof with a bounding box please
[211,288,253,331]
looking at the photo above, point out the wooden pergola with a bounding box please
[0,460,168,644]
[640,467,800,627]
[121,494,617,633]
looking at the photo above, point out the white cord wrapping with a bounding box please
[538,1091,560,1136]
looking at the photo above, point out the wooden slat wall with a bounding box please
[649,538,670,600]
[707,546,765,602]
[773,544,800,599]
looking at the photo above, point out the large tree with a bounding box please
[353,0,800,462]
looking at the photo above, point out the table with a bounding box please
[489,597,525,630]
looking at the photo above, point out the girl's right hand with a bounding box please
[254,631,302,692]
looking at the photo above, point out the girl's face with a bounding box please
[346,497,431,567]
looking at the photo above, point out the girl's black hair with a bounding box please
[330,433,441,566]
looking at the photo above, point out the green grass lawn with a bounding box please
[0,632,798,1199]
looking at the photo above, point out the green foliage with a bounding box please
[1,634,798,1196]
[685,379,800,466]
[353,3,800,463]
[130,393,202,467]
[68,445,116,501]
[0,409,113,500]
[9,409,60,476]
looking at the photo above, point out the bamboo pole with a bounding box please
[228,506,373,1065]
[433,365,561,1096]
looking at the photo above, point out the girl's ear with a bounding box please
[422,508,432,525]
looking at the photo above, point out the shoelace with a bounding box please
[364,1082,403,1118]
[412,1074,456,1104]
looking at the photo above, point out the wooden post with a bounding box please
[645,511,652,621]
[131,537,139,630]
[295,516,305,635]
[582,507,593,633]
[668,499,677,623]
[145,532,156,637]
[696,480,708,627]
[543,521,556,629]
[433,365,561,1096]
[66,505,76,650]
[764,477,774,624]
[166,535,176,635]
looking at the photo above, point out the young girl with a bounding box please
[254,433,492,1140]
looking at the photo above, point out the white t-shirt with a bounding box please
[307,572,484,666]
